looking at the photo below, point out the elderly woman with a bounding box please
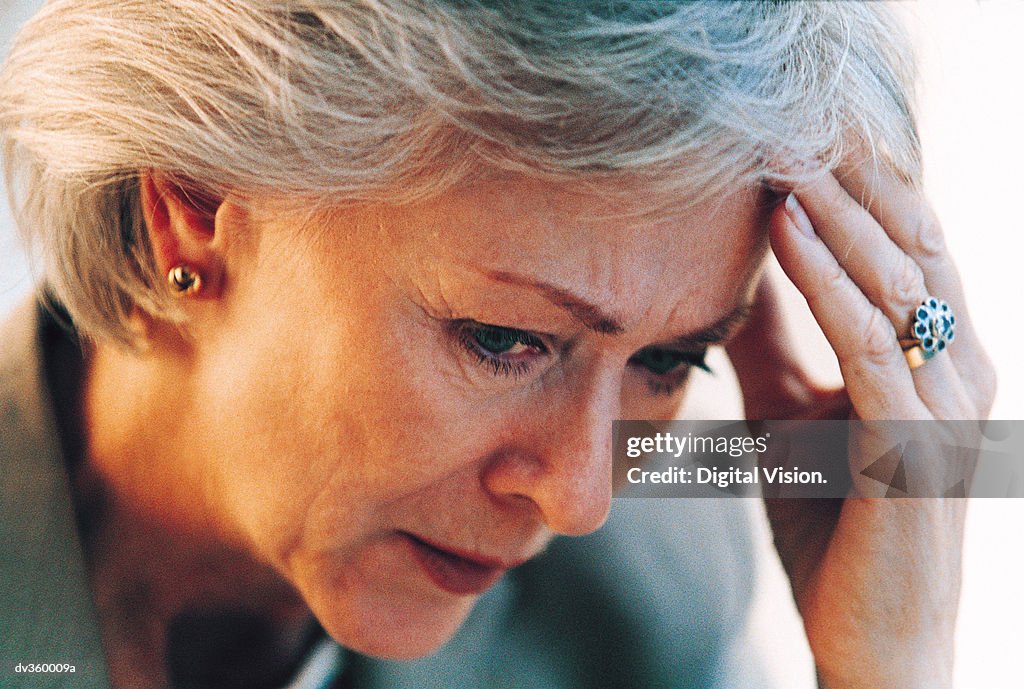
[0,1,993,688]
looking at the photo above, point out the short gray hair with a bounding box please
[0,0,920,345]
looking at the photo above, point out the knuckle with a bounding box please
[861,308,899,369]
[907,202,947,261]
[821,255,848,294]
[805,257,848,312]
[890,252,928,315]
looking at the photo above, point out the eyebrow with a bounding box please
[482,269,754,347]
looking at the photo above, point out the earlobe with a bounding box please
[140,172,224,298]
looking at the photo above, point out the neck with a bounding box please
[61,335,317,689]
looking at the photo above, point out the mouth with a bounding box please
[401,533,529,596]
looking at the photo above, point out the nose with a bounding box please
[481,372,616,537]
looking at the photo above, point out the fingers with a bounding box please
[769,197,934,420]
[836,159,950,272]
[785,174,965,416]
[833,161,996,414]
[791,172,929,336]
[787,165,988,418]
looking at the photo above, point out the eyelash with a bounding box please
[456,323,547,379]
[630,347,713,396]
[455,322,714,393]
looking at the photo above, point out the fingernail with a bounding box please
[785,193,815,238]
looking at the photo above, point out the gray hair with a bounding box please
[0,0,920,345]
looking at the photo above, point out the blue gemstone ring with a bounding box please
[900,296,956,368]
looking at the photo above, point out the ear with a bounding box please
[140,172,225,298]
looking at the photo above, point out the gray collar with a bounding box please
[0,297,112,688]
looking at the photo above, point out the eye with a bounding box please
[456,323,549,378]
[629,347,711,376]
[628,347,713,396]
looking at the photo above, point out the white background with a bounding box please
[901,3,1023,686]
[1,1,1020,686]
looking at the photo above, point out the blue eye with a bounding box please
[453,321,712,394]
[458,323,548,377]
[629,347,711,376]
[471,325,542,356]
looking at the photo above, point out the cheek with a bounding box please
[199,295,500,568]
[192,324,373,563]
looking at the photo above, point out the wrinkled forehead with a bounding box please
[368,172,772,328]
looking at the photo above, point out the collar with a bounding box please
[0,296,112,688]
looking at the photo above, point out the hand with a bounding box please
[726,163,996,689]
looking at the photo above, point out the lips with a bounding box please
[402,533,528,596]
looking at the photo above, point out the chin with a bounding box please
[290,538,483,659]
[318,589,478,659]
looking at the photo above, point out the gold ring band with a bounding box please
[902,344,932,370]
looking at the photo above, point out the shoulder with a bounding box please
[0,298,45,413]
[0,296,111,689]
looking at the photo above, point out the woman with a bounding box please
[0,1,994,688]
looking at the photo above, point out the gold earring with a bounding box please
[168,264,203,296]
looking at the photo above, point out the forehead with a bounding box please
[387,174,768,252]
[377,174,771,327]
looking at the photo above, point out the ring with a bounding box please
[899,297,956,369]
